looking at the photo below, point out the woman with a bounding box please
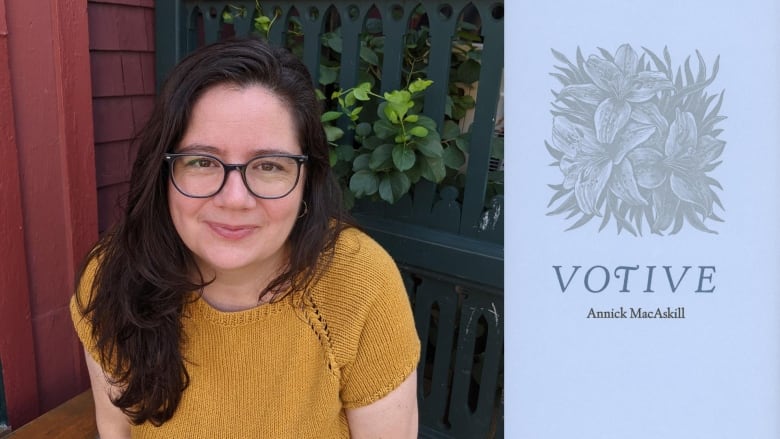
[71,38,420,438]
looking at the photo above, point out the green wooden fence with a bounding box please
[156,2,503,437]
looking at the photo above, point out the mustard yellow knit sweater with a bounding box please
[71,228,420,438]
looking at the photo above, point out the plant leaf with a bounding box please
[392,144,416,171]
[349,170,379,197]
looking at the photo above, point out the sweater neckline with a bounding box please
[190,294,291,326]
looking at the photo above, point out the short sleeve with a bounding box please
[70,256,102,365]
[341,268,420,408]
[314,229,421,408]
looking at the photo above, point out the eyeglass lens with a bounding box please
[169,154,302,198]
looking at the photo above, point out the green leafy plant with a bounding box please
[324,78,466,205]
[221,4,501,208]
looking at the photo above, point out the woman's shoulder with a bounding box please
[311,225,406,308]
[330,227,394,269]
[305,226,418,380]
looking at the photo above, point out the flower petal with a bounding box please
[665,109,698,158]
[630,102,669,134]
[625,71,674,102]
[613,44,638,76]
[611,122,656,164]
[559,84,607,105]
[560,156,579,189]
[651,186,680,233]
[594,97,631,144]
[697,135,726,166]
[670,172,713,215]
[574,158,612,215]
[552,116,598,157]
[609,159,647,206]
[628,147,667,189]
[584,55,623,94]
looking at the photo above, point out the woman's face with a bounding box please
[168,83,305,279]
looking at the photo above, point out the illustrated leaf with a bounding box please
[565,213,595,231]
[547,193,578,216]
[663,46,672,73]
[551,48,575,68]
[696,50,707,82]
[683,206,717,234]
[684,56,694,86]
[642,46,669,76]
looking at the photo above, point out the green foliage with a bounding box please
[323,79,460,204]
[228,3,501,208]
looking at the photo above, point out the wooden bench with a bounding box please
[6,390,96,438]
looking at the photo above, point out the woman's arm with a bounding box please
[345,371,418,439]
[83,348,131,439]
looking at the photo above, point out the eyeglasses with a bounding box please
[163,153,308,199]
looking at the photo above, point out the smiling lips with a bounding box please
[206,222,257,240]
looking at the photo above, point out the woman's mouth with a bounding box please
[206,222,257,240]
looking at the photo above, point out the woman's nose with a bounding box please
[213,168,256,207]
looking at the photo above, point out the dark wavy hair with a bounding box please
[76,38,350,426]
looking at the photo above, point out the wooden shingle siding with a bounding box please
[88,0,155,231]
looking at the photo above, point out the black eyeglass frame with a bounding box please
[163,152,309,199]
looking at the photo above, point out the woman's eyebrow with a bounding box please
[176,144,298,156]
[176,143,220,154]
[247,147,299,156]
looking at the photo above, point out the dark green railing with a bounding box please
[156,2,503,437]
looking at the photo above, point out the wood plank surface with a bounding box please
[8,391,96,438]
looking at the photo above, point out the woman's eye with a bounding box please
[260,162,279,171]
[253,160,283,172]
[185,157,218,168]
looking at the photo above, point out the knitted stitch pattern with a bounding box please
[71,227,420,438]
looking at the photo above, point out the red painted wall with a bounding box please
[0,0,155,428]
[88,0,156,232]
[0,0,40,425]
[0,0,98,427]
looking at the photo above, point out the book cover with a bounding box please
[506,1,780,437]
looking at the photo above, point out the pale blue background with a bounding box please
[505,0,780,437]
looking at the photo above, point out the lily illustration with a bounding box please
[627,109,725,229]
[560,44,674,145]
[552,115,656,216]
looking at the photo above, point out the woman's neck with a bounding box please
[196,255,288,312]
